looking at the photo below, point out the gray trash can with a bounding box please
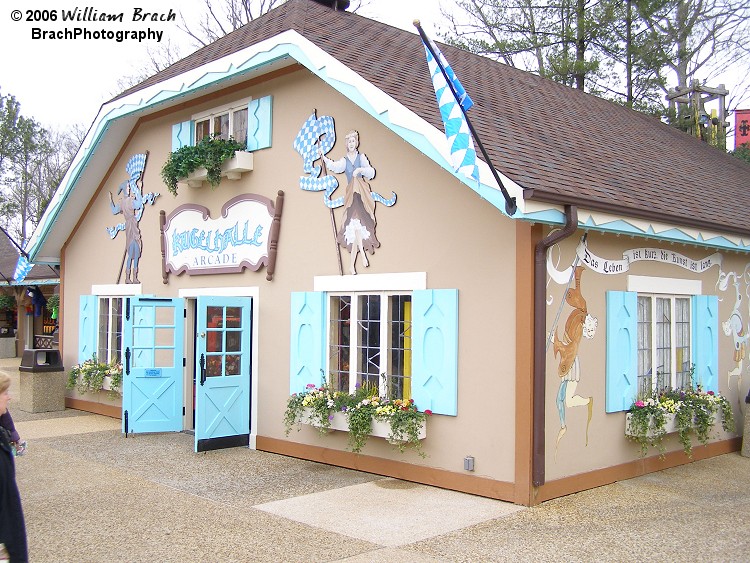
[19,348,66,413]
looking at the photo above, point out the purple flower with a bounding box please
[328,414,334,421]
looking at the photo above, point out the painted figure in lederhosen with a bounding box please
[321,130,379,275]
[553,266,597,453]
[108,153,157,284]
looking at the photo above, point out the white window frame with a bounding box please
[97,296,123,364]
[636,293,692,394]
[90,284,142,364]
[317,272,426,400]
[192,96,252,145]
[629,275,699,395]
[327,291,413,399]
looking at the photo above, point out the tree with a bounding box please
[442,0,620,90]
[635,0,750,94]
[731,143,750,164]
[0,91,21,172]
[0,88,83,243]
[442,0,749,116]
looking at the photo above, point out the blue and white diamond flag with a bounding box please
[422,37,479,182]
[14,255,32,283]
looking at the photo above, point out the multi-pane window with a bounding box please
[194,99,249,146]
[637,294,691,395]
[97,297,123,364]
[328,293,412,400]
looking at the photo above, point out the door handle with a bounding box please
[199,353,206,386]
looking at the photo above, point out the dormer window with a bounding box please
[193,98,251,146]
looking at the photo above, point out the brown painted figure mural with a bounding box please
[553,266,597,452]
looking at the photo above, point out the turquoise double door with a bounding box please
[122,296,252,452]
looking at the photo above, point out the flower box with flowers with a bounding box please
[625,386,735,457]
[300,409,427,443]
[284,383,430,456]
[66,357,123,398]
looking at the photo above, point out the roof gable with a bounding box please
[27,0,750,262]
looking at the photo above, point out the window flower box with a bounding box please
[185,150,254,188]
[284,384,430,456]
[301,409,427,443]
[625,410,721,438]
[624,387,735,457]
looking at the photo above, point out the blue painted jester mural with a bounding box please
[106,152,159,283]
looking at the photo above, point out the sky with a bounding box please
[0,0,745,145]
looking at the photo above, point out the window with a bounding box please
[290,283,458,415]
[97,297,123,364]
[637,294,691,395]
[605,283,717,413]
[328,293,412,400]
[172,95,272,153]
[194,99,250,146]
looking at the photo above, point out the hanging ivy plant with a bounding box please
[161,135,247,196]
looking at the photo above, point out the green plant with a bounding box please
[284,380,431,456]
[46,294,59,313]
[0,293,16,311]
[627,385,735,458]
[67,356,123,398]
[161,135,247,196]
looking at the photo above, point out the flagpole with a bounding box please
[414,21,517,217]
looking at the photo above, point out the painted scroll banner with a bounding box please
[576,241,722,275]
[161,193,283,278]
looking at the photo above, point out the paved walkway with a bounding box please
[5,359,750,561]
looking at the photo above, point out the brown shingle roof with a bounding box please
[0,229,57,284]
[116,0,750,236]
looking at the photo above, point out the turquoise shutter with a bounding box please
[289,291,326,394]
[605,291,638,412]
[78,295,97,363]
[171,121,193,151]
[411,289,458,416]
[692,295,718,392]
[246,96,272,151]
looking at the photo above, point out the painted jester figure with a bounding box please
[553,266,597,453]
[107,153,158,284]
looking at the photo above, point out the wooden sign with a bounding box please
[160,191,284,281]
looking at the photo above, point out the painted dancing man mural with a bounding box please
[107,152,159,284]
[294,111,396,275]
[553,266,596,453]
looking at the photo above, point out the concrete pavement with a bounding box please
[5,359,750,562]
